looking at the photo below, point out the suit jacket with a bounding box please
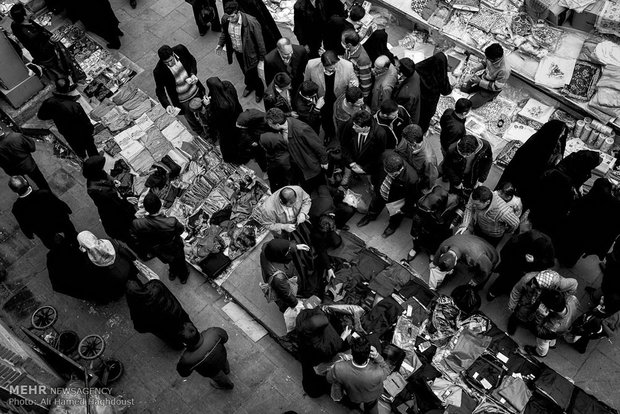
[0,132,37,175]
[340,119,387,176]
[264,81,293,114]
[252,185,312,234]
[304,58,358,99]
[443,136,493,189]
[177,328,229,377]
[12,190,72,240]
[218,12,266,69]
[130,214,185,262]
[153,44,205,111]
[393,72,421,125]
[292,93,321,134]
[370,64,398,113]
[287,117,328,180]
[377,150,419,214]
[38,93,94,139]
[264,44,308,92]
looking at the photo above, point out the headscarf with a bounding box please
[399,58,416,78]
[207,77,238,114]
[263,239,293,263]
[415,52,452,96]
[556,149,601,189]
[296,308,342,360]
[82,155,108,181]
[77,231,116,267]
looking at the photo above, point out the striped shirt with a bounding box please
[461,193,520,238]
[168,56,198,103]
[345,45,372,98]
[228,15,243,53]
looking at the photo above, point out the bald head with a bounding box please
[374,55,391,70]
[278,187,297,206]
[276,38,293,62]
[8,176,30,196]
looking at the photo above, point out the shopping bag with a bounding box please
[385,198,405,216]
[428,264,450,290]
[283,301,304,333]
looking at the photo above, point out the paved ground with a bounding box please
[0,0,618,413]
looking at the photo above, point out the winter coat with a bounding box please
[439,109,466,154]
[129,215,185,263]
[304,58,358,99]
[38,93,94,140]
[433,234,499,280]
[252,186,311,234]
[442,136,493,189]
[86,177,137,242]
[10,20,55,63]
[286,118,328,180]
[177,327,229,377]
[293,0,327,50]
[416,52,452,132]
[219,12,266,69]
[263,44,309,92]
[339,118,388,176]
[0,132,37,175]
[12,190,72,240]
[374,105,411,149]
[260,240,300,312]
[292,93,321,134]
[153,44,205,112]
[393,72,421,125]
[395,139,438,191]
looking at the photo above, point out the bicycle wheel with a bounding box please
[31,306,58,330]
[78,334,106,360]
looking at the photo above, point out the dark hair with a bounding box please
[485,43,504,61]
[224,1,239,14]
[349,4,366,21]
[157,45,173,61]
[179,322,201,349]
[350,335,371,365]
[344,86,363,104]
[384,154,404,173]
[300,80,319,97]
[342,29,361,47]
[455,98,473,114]
[9,3,26,22]
[471,186,492,203]
[321,50,340,67]
[499,181,517,197]
[437,252,457,271]
[274,72,292,88]
[278,187,296,204]
[143,191,162,214]
[402,124,423,144]
[379,99,398,115]
[54,78,74,94]
[351,110,372,128]
[8,176,29,196]
[399,58,416,78]
[457,135,478,155]
[266,108,287,125]
[540,289,566,313]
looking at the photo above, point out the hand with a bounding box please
[327,268,336,280]
[215,46,224,56]
[341,326,352,340]
[50,33,61,43]
[126,196,139,205]
[455,227,467,235]
[525,254,534,263]
[475,181,485,188]
[350,164,365,174]
[290,111,299,118]
[202,96,211,106]
[470,75,481,85]
[166,106,178,116]
[318,45,325,56]
[321,163,329,170]
[296,212,306,225]
[113,179,121,187]
[282,223,296,233]
[303,45,311,54]
[315,96,325,109]
[369,346,379,360]
[296,243,311,251]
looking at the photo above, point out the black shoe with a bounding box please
[255,94,263,103]
[209,379,234,390]
[486,291,496,302]
[130,0,137,8]
[382,226,396,238]
[242,88,252,97]
[199,31,207,36]
[179,276,189,285]
[168,273,176,281]
[524,345,545,358]
[340,224,350,231]
[507,315,518,335]
[357,215,372,227]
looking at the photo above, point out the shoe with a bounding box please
[406,249,417,262]
[357,215,372,227]
[117,30,124,37]
[255,94,263,103]
[507,315,518,335]
[209,379,234,390]
[486,291,496,302]
[168,273,176,281]
[199,31,207,36]
[242,88,252,97]
[130,0,137,8]
[179,276,189,285]
[107,43,121,50]
[382,227,396,238]
[524,345,545,358]
[340,224,350,231]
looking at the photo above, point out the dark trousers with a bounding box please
[488,271,522,297]
[65,134,98,159]
[235,52,264,97]
[158,244,190,281]
[192,0,221,33]
[343,398,378,414]
[26,164,51,191]
[209,359,233,388]
[460,82,500,109]
[38,217,78,249]
[367,195,405,230]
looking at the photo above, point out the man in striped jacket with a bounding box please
[342,29,373,100]
[456,185,520,246]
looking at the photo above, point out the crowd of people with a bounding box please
[1,0,619,410]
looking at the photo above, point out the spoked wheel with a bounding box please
[103,358,124,384]
[78,334,106,361]
[31,306,58,330]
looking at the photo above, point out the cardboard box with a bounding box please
[570,0,604,32]
[546,3,570,26]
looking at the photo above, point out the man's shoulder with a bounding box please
[264,49,279,63]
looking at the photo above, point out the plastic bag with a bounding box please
[343,189,362,208]
[428,264,450,290]
[284,301,304,333]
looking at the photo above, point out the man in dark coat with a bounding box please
[439,98,471,157]
[224,0,281,51]
[0,127,50,191]
[217,2,266,102]
[266,108,328,192]
[264,72,294,116]
[392,58,421,125]
[64,0,122,49]
[130,192,189,283]
[442,135,493,192]
[236,108,270,167]
[260,131,293,192]
[339,109,388,189]
[9,176,76,249]
[294,0,327,58]
[416,52,453,133]
[82,155,136,242]
[177,322,233,390]
[38,78,97,160]
[186,0,221,36]
[263,37,309,93]
[358,153,419,238]
[292,80,324,134]
[153,44,206,135]
[395,124,438,194]
[373,99,411,150]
